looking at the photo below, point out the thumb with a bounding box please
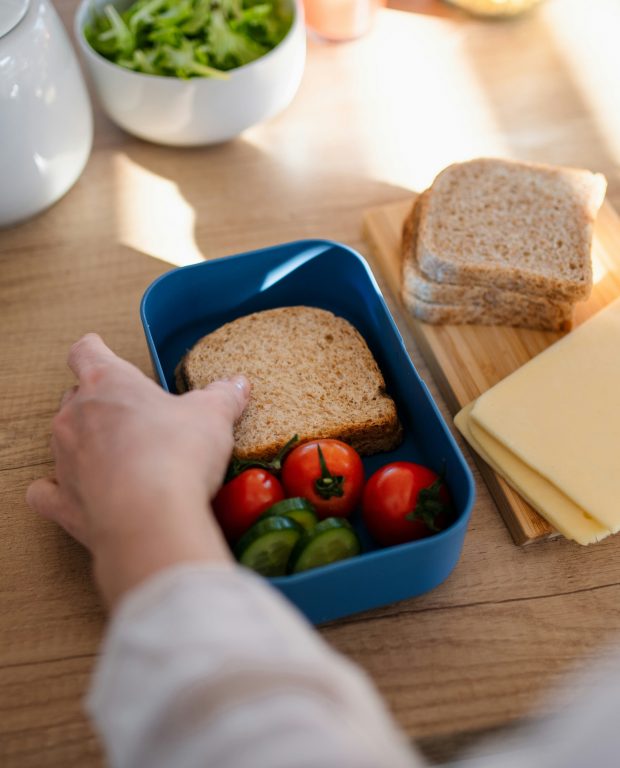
[67,333,118,380]
[182,375,251,426]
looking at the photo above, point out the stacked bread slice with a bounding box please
[401,158,607,331]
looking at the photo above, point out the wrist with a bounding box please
[92,502,233,610]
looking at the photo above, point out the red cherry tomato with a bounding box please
[362,462,453,547]
[281,439,364,519]
[213,468,285,543]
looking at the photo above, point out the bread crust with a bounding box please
[177,306,403,460]
[404,294,573,332]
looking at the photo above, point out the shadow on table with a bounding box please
[110,135,415,269]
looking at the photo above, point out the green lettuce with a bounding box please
[84,0,293,78]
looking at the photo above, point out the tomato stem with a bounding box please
[314,445,345,499]
[405,470,451,532]
[225,434,299,482]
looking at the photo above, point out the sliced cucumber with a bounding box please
[235,516,303,577]
[288,518,362,574]
[260,497,318,532]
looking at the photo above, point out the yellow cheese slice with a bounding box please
[470,298,620,533]
[454,403,610,545]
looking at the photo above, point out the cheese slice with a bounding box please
[454,403,610,545]
[468,298,620,534]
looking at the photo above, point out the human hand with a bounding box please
[26,334,250,608]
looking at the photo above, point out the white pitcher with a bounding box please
[0,0,93,227]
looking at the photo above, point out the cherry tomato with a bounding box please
[213,468,285,543]
[362,462,453,547]
[281,439,364,519]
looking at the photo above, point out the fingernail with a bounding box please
[230,375,250,397]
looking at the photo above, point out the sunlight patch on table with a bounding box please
[241,11,510,190]
[348,11,510,192]
[114,153,204,267]
[591,244,608,287]
[541,0,620,163]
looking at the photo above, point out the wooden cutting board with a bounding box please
[363,197,620,545]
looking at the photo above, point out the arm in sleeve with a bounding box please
[86,564,424,768]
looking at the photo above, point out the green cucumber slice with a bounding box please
[260,497,318,531]
[235,516,303,577]
[289,518,362,574]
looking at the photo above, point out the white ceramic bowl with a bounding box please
[74,0,305,146]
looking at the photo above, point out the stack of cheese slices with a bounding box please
[455,298,620,545]
[401,158,607,331]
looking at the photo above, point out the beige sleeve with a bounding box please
[86,564,421,768]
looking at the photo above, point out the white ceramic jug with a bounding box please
[0,0,93,228]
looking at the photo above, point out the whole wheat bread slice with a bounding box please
[405,294,573,330]
[416,158,606,301]
[401,192,574,331]
[177,306,403,460]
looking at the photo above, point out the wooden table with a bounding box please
[3,1,620,764]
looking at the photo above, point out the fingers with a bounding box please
[26,477,64,523]
[60,385,79,407]
[27,478,87,546]
[67,333,117,380]
[183,376,251,425]
[207,376,251,421]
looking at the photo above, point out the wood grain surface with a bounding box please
[364,197,620,545]
[3,0,620,765]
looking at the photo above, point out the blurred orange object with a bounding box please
[304,0,385,41]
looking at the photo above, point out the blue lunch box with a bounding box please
[140,239,475,623]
